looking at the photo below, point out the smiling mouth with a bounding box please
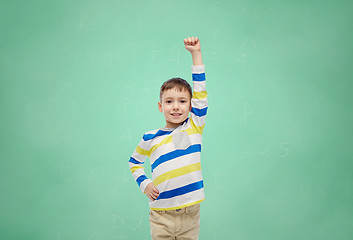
[171,113,182,116]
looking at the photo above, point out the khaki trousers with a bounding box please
[149,203,200,240]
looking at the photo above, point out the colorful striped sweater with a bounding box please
[129,64,207,210]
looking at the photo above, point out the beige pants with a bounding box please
[149,204,200,240]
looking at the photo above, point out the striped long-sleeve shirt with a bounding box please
[129,64,207,210]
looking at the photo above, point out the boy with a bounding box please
[129,36,207,240]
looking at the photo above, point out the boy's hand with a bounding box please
[184,36,203,65]
[145,182,159,201]
[184,36,201,53]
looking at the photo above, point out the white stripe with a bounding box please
[191,65,205,74]
[152,151,201,179]
[193,81,206,92]
[139,140,150,150]
[192,98,208,109]
[131,168,146,180]
[194,84,205,92]
[150,142,173,165]
[145,129,160,135]
[131,150,146,162]
[190,113,206,128]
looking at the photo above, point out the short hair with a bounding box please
[160,78,192,102]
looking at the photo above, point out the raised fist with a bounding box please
[184,36,201,53]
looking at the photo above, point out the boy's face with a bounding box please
[158,87,192,128]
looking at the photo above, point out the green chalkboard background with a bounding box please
[1,0,353,239]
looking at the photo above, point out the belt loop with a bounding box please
[186,206,190,214]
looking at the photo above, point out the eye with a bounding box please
[166,100,172,103]
[181,100,186,103]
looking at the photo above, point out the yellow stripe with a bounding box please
[130,166,143,173]
[187,117,205,135]
[147,136,173,157]
[136,146,148,156]
[150,198,205,211]
[153,162,201,187]
[193,91,207,99]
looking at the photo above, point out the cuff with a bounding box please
[192,65,205,74]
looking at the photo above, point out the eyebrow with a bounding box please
[164,97,189,100]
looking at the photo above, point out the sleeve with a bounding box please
[128,136,153,194]
[190,64,208,134]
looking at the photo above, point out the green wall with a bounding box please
[1,0,353,239]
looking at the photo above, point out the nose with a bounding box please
[173,102,179,109]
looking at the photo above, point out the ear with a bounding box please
[158,102,163,113]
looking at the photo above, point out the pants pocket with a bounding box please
[149,210,164,222]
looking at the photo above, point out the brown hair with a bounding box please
[160,78,192,102]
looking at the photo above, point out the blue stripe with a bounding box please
[136,175,148,187]
[191,107,208,117]
[143,130,173,141]
[151,144,201,172]
[129,157,142,165]
[192,73,205,82]
[157,180,204,200]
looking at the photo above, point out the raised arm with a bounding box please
[184,37,208,134]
